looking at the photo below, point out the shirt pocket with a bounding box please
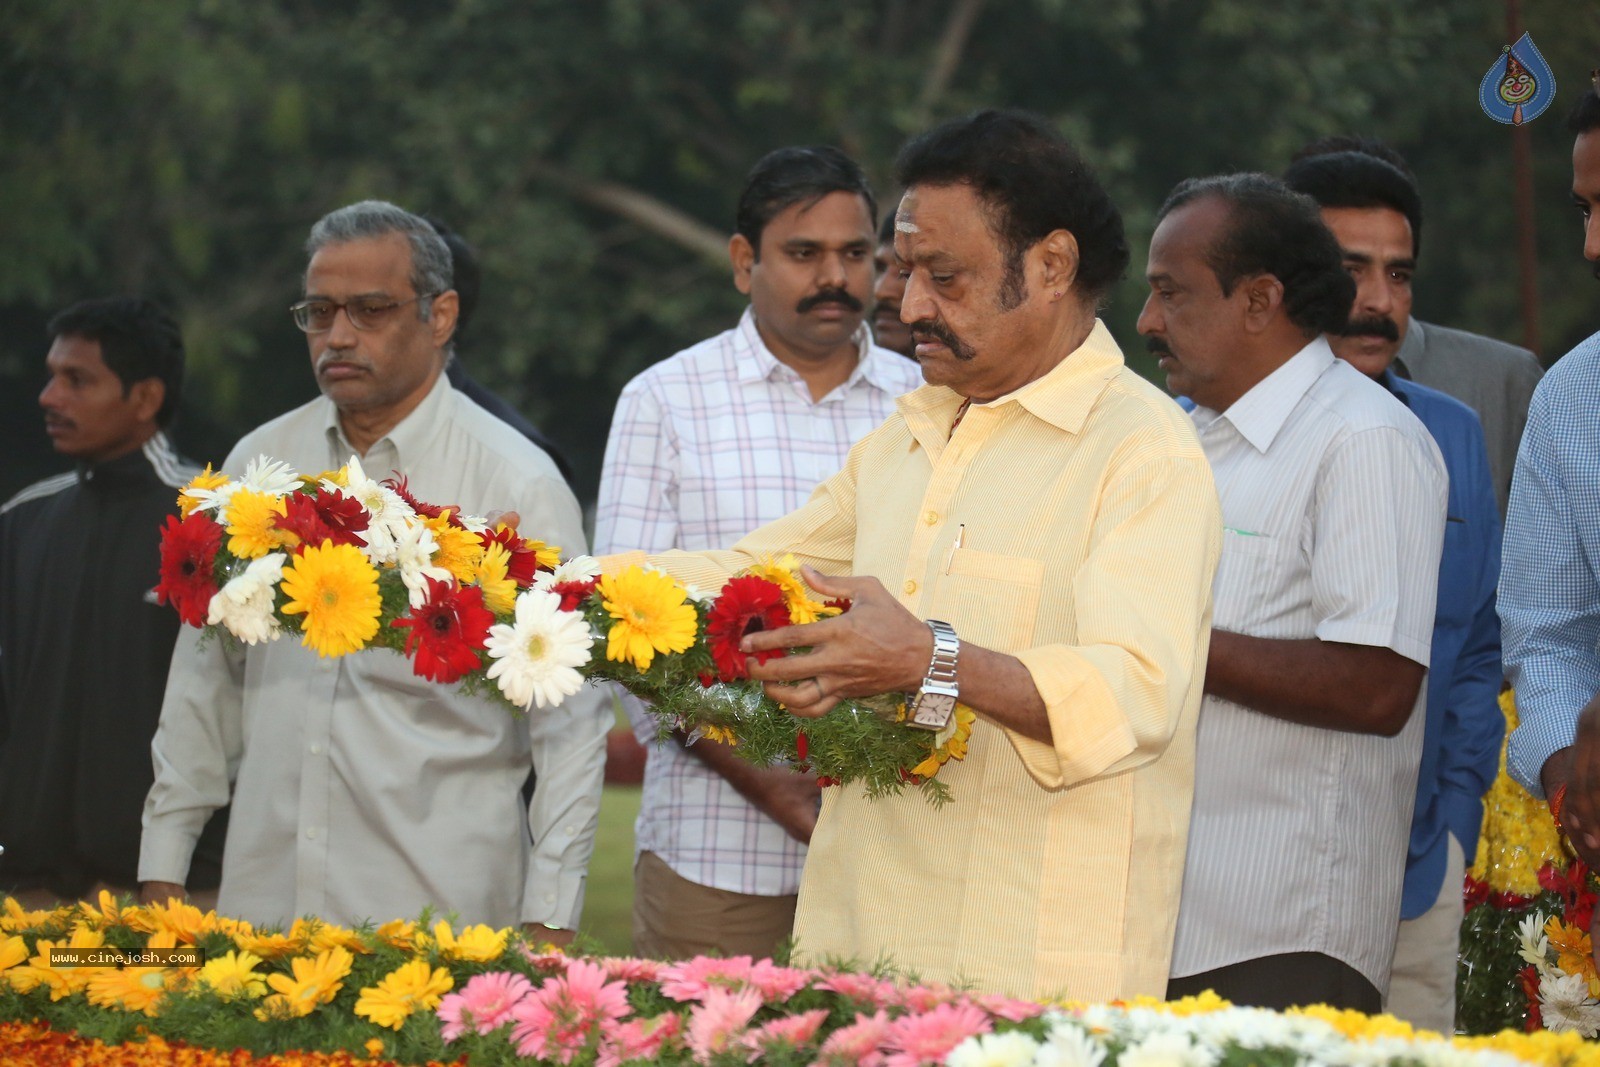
[933,547,1045,652]
[1215,531,1304,634]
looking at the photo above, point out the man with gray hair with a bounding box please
[138,200,610,939]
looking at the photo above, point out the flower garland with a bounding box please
[1458,689,1600,1037]
[2,895,1592,1067]
[157,456,972,803]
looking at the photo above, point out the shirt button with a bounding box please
[563,825,576,836]
[903,579,917,595]
[305,828,318,840]
[544,892,556,904]
[309,744,323,756]
[924,511,939,526]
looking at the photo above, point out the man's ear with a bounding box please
[1035,228,1081,298]
[1241,273,1285,332]
[730,234,755,295]
[429,290,460,348]
[129,378,165,425]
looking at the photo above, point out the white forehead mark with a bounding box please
[894,219,920,234]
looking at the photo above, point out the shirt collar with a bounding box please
[76,430,168,488]
[320,371,454,471]
[732,306,883,400]
[1198,337,1335,454]
[896,318,1124,453]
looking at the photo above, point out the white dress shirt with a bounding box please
[1170,339,1447,993]
[594,308,921,895]
[140,375,611,930]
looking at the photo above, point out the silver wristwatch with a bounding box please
[907,619,960,730]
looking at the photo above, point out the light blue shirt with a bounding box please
[1502,330,1600,796]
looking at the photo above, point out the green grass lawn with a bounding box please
[576,785,640,956]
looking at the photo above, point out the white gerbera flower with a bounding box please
[455,510,490,534]
[485,588,594,709]
[1117,1031,1216,1067]
[394,521,453,608]
[237,455,302,497]
[1539,971,1600,1036]
[532,555,603,590]
[206,553,287,644]
[326,456,414,565]
[1516,913,1552,969]
[946,1030,1043,1067]
[1033,1022,1107,1067]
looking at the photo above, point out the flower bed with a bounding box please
[3,895,1595,1066]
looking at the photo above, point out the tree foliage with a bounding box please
[3,0,1597,505]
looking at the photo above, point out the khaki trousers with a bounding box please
[1385,834,1465,1034]
[632,850,797,961]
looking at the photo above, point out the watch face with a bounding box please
[910,692,956,730]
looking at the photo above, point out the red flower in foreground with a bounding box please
[480,525,541,586]
[276,490,370,551]
[548,578,597,613]
[156,511,225,626]
[391,577,494,683]
[705,576,792,682]
[1519,964,1543,1031]
[384,475,458,524]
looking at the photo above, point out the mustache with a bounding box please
[1146,336,1173,358]
[1338,315,1400,342]
[316,352,373,373]
[909,319,976,361]
[797,288,864,314]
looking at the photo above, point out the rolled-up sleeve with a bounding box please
[1009,452,1221,789]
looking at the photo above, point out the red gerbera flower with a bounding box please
[480,525,539,586]
[384,474,458,524]
[156,511,225,626]
[548,578,598,612]
[275,489,370,551]
[390,576,494,683]
[704,576,792,682]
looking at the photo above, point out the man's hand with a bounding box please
[742,566,931,717]
[522,923,576,949]
[1547,693,1600,872]
[676,731,821,843]
[139,881,187,906]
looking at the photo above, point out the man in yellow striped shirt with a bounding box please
[614,110,1220,1000]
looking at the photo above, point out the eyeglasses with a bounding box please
[289,293,437,333]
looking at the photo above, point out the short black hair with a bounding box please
[1290,135,1415,181]
[1156,173,1354,338]
[878,209,898,246]
[1569,80,1600,135]
[734,146,876,256]
[1282,150,1424,257]
[424,216,481,348]
[894,108,1129,305]
[47,297,185,426]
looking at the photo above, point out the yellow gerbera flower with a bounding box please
[233,925,309,960]
[700,724,738,746]
[177,464,230,517]
[280,542,383,657]
[226,488,293,558]
[431,920,509,963]
[374,918,428,952]
[315,465,349,488]
[0,935,27,972]
[521,537,562,570]
[1,897,61,933]
[306,920,370,955]
[745,555,835,624]
[199,949,268,1000]
[598,566,698,671]
[87,964,175,1015]
[354,958,454,1030]
[427,512,485,583]
[11,925,104,999]
[910,703,978,779]
[1545,916,1599,986]
[475,542,519,614]
[254,945,354,1020]
[143,898,212,944]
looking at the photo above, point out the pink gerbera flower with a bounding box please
[748,959,817,1001]
[815,1009,893,1067]
[601,956,663,983]
[815,971,898,1009]
[510,959,632,1064]
[741,1008,831,1059]
[599,1012,682,1067]
[971,991,1046,1022]
[437,971,533,1041]
[889,981,960,1012]
[658,954,756,1001]
[685,987,763,1064]
[881,1002,992,1067]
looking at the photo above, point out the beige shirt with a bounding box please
[630,321,1220,1000]
[139,375,611,931]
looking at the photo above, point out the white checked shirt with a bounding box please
[594,307,922,895]
[1169,340,1447,993]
